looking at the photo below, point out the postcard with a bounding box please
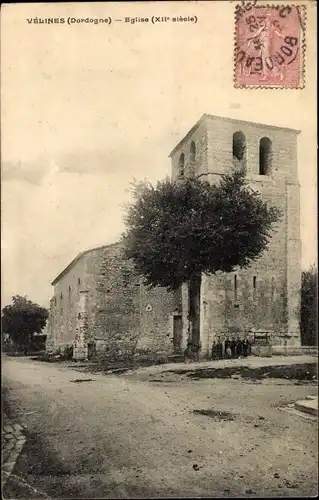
[1,2,317,498]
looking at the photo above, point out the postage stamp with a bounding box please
[234,3,306,88]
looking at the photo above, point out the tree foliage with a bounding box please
[123,169,282,291]
[2,295,48,353]
[300,266,318,346]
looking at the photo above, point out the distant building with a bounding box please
[47,114,301,359]
[46,243,183,359]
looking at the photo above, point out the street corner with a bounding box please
[2,416,27,486]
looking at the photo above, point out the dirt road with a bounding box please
[2,356,318,498]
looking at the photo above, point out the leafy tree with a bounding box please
[123,169,281,359]
[300,266,318,346]
[1,295,48,354]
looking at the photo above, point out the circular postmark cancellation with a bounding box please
[234,4,306,88]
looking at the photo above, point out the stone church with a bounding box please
[46,114,301,359]
[46,242,183,359]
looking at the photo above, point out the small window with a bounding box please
[60,292,63,300]
[78,278,81,285]
[253,276,257,300]
[190,141,196,162]
[259,137,272,175]
[69,286,71,293]
[178,153,185,178]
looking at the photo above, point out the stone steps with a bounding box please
[294,396,318,417]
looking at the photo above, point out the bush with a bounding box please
[62,345,74,360]
[134,351,168,365]
[155,355,169,365]
[300,266,318,346]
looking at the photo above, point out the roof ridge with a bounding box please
[51,241,122,285]
[169,113,301,157]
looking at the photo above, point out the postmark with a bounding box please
[234,3,306,88]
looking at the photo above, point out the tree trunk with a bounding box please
[185,273,201,361]
[23,335,30,356]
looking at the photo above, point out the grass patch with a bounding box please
[166,363,317,381]
[193,409,235,421]
[70,379,95,383]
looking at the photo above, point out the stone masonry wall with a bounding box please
[171,120,208,180]
[47,255,87,353]
[83,242,180,358]
[48,242,181,358]
[88,243,141,358]
[137,286,182,354]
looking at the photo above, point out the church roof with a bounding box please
[169,113,301,158]
[51,242,120,286]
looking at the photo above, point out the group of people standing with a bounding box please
[211,336,252,360]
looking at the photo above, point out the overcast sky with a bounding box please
[1,1,317,308]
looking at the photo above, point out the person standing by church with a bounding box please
[211,340,217,360]
[217,337,224,360]
[225,337,232,358]
[230,337,237,358]
[248,337,252,356]
[242,337,249,358]
[236,335,242,358]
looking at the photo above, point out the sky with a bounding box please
[1,1,317,308]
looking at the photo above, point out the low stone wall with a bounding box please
[95,340,137,362]
[272,345,318,356]
[251,345,272,357]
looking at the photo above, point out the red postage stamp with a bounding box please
[234,3,306,88]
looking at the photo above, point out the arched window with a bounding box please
[259,137,272,175]
[178,153,185,178]
[232,131,246,166]
[190,141,196,162]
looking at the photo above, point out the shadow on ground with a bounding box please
[31,353,184,376]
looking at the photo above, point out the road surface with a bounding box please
[2,356,318,498]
